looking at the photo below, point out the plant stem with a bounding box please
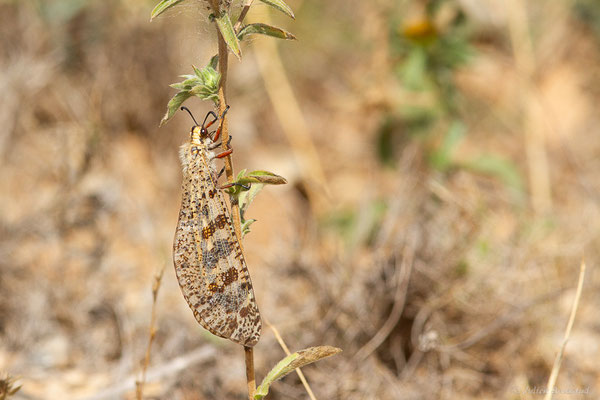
[136,265,165,400]
[234,0,255,32]
[245,346,256,399]
[207,1,256,399]
[266,319,317,400]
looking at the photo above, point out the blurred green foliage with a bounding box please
[378,0,473,167]
[378,0,523,197]
[574,0,600,40]
[390,1,471,113]
[32,0,89,23]
[322,200,388,247]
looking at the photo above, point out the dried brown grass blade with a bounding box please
[543,259,586,400]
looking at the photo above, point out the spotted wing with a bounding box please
[173,148,261,346]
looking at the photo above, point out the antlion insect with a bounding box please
[173,106,261,347]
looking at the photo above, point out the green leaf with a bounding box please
[197,66,220,90]
[429,120,466,170]
[238,23,296,41]
[236,171,286,217]
[150,0,184,21]
[236,168,248,181]
[237,170,288,185]
[170,82,190,91]
[257,0,295,19]
[192,64,203,77]
[170,75,199,90]
[160,91,192,126]
[238,183,265,218]
[190,85,219,101]
[209,54,219,69]
[214,12,242,60]
[241,218,257,237]
[160,63,221,126]
[254,346,342,399]
[462,155,524,192]
[225,170,286,236]
[401,47,428,90]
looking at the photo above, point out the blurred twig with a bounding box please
[252,9,331,214]
[543,259,586,400]
[136,264,165,400]
[402,285,571,379]
[354,237,415,362]
[265,319,318,400]
[81,346,216,400]
[439,286,568,352]
[507,0,552,214]
[0,373,21,400]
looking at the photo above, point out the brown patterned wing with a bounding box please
[173,149,261,346]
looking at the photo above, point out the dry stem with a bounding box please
[543,259,586,400]
[252,10,331,214]
[266,319,318,400]
[135,264,165,400]
[206,1,255,398]
[507,0,552,214]
[354,239,415,362]
[234,0,255,32]
[244,346,256,398]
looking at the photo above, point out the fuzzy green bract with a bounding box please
[160,63,221,126]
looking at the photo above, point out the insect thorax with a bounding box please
[179,138,216,175]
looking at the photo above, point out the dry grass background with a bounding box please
[1,0,600,399]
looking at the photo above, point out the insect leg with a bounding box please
[203,111,219,129]
[214,148,233,158]
[213,137,234,159]
[211,105,230,142]
[208,136,232,151]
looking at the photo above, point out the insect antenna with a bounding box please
[180,106,200,126]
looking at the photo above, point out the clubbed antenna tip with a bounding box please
[180,106,199,126]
